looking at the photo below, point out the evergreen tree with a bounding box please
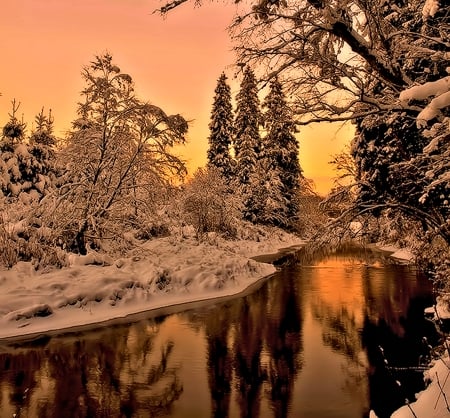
[0,100,29,200]
[234,67,263,222]
[234,66,262,186]
[0,103,57,202]
[207,72,234,180]
[262,77,302,228]
[28,108,57,194]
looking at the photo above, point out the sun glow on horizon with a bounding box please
[0,0,352,196]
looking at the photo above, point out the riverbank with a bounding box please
[373,246,450,418]
[0,227,305,343]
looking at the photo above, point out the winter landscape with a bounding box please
[1,0,450,417]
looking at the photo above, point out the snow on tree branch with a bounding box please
[399,75,450,128]
[422,0,440,20]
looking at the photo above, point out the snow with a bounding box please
[375,244,415,263]
[0,229,304,341]
[399,76,450,128]
[422,0,440,19]
[391,355,450,418]
[389,248,415,263]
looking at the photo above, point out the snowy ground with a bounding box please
[0,228,304,342]
[390,353,450,418]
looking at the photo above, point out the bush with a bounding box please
[182,168,241,239]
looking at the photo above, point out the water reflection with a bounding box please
[0,322,182,417]
[0,245,437,418]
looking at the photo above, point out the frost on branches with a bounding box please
[54,53,188,255]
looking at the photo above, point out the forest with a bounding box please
[1,0,448,293]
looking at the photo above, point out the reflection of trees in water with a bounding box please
[0,347,45,417]
[264,267,303,418]
[204,307,233,418]
[297,242,390,266]
[193,267,303,418]
[311,302,361,362]
[361,290,438,417]
[0,320,182,417]
[232,292,267,418]
[310,299,368,405]
[361,265,434,337]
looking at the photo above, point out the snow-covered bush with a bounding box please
[182,167,242,239]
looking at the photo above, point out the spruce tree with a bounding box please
[0,100,27,199]
[207,73,234,180]
[28,108,57,195]
[262,77,302,228]
[0,103,56,202]
[234,66,262,186]
[234,67,263,221]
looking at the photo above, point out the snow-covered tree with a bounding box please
[158,0,450,286]
[207,72,235,180]
[262,77,302,227]
[234,66,262,186]
[28,108,58,194]
[244,160,286,225]
[0,101,55,203]
[53,53,188,254]
[234,67,263,221]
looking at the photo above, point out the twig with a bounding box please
[434,369,450,411]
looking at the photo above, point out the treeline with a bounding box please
[0,54,312,270]
[204,68,303,230]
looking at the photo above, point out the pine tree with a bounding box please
[262,77,302,228]
[207,73,234,180]
[234,66,262,186]
[0,103,57,202]
[0,100,28,199]
[233,67,263,222]
[28,108,57,195]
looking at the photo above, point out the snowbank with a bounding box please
[376,244,415,264]
[0,230,304,342]
[391,354,450,418]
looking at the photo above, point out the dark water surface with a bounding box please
[0,246,439,418]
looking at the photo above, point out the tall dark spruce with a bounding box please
[234,66,262,221]
[207,72,234,180]
[262,77,302,228]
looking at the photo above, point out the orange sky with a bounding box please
[0,0,351,195]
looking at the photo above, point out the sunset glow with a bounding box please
[0,0,351,195]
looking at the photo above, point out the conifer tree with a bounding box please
[234,66,262,187]
[262,77,302,227]
[28,108,57,194]
[0,100,28,199]
[207,72,234,180]
[233,67,263,222]
[0,103,57,202]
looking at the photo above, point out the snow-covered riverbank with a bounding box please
[0,228,305,342]
[375,246,450,418]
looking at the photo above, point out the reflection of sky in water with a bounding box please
[0,249,436,418]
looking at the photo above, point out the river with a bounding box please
[0,245,439,418]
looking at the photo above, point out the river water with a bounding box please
[0,245,439,418]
